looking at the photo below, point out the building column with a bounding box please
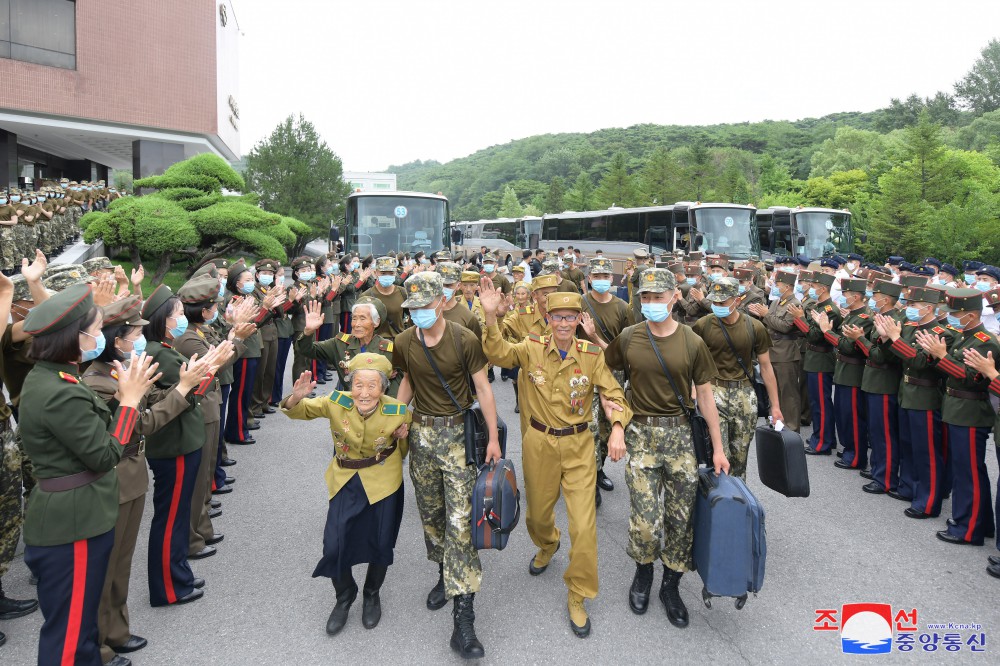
[132,140,184,193]
[0,131,17,190]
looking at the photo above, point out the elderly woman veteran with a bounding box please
[281,354,410,637]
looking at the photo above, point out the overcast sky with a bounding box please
[234,0,1000,172]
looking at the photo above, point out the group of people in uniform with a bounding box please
[3,237,1000,664]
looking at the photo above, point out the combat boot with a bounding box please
[0,581,38,620]
[326,575,357,636]
[361,564,387,629]
[628,562,654,614]
[659,565,689,628]
[568,591,591,638]
[450,593,485,659]
[427,562,447,610]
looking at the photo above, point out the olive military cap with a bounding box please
[347,352,392,376]
[510,264,525,274]
[687,251,705,262]
[872,280,903,299]
[291,256,313,271]
[684,264,703,277]
[192,263,219,279]
[178,274,222,304]
[985,288,1000,308]
[23,283,94,336]
[82,257,113,274]
[435,262,463,284]
[254,259,279,273]
[546,292,583,313]
[939,287,983,313]
[775,271,797,287]
[531,273,560,291]
[210,258,230,270]
[798,270,815,283]
[460,271,481,284]
[813,273,836,288]
[666,262,685,274]
[401,272,445,308]
[733,267,754,280]
[707,256,728,270]
[375,256,398,272]
[899,275,929,288]
[354,295,387,323]
[101,295,149,327]
[141,284,175,319]
[636,268,677,294]
[589,258,614,275]
[633,248,649,259]
[907,286,943,304]
[841,278,867,294]
[706,276,739,302]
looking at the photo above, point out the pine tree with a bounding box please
[594,152,640,208]
[497,185,523,218]
[564,172,595,211]
[545,177,566,213]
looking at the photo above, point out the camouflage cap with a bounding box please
[401,272,444,308]
[531,273,560,292]
[775,270,797,287]
[841,278,868,294]
[541,258,561,273]
[82,256,113,274]
[636,268,677,294]
[11,274,31,301]
[101,295,149,327]
[432,250,451,262]
[347,352,392,376]
[375,256,398,272]
[939,287,983,313]
[254,258,279,273]
[42,267,94,292]
[706,276,739,302]
[178,274,222,304]
[872,279,902,299]
[353,295,387,323]
[481,254,496,264]
[43,263,86,280]
[435,261,463,284]
[546,292,583,313]
[589,257,614,275]
[460,270,481,284]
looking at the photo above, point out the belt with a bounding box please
[807,344,833,353]
[711,378,749,389]
[865,360,890,370]
[412,413,463,427]
[529,417,588,437]
[770,333,799,341]
[946,387,988,401]
[632,414,688,427]
[337,442,398,469]
[37,470,107,493]
[122,437,146,459]
[837,354,866,366]
[903,375,938,387]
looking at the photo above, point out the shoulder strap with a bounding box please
[716,316,755,383]
[582,294,614,344]
[620,324,636,385]
[417,324,466,414]
[643,323,694,420]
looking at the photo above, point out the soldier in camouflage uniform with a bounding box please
[0,191,17,272]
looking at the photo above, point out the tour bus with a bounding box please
[450,218,524,266]
[671,201,760,260]
[344,190,449,258]
[755,206,856,260]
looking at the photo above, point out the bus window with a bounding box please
[693,208,754,257]
[608,215,640,243]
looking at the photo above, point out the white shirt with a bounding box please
[517,260,533,284]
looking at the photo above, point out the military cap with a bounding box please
[666,262,685,274]
[747,254,760,262]
[797,270,815,283]
[975,265,1000,282]
[963,260,984,272]
[178,274,222,304]
[460,271,481,284]
[846,253,863,262]
[192,263,219,279]
[939,263,959,277]
[886,256,905,266]
[813,273,836,288]
[706,256,728,270]
[764,260,775,271]
[939,287,983,313]
[633,247,649,259]
[774,255,789,265]
[254,258,279,273]
[531,273,561,291]
[872,279,902,299]
[906,286,942,304]
[924,257,942,269]
[910,266,934,277]
[481,254,496,264]
[899,275,929,288]
[513,281,530,292]
[705,276,738,302]
[984,288,1000,309]
[687,251,705,262]
[43,263,86,280]
[141,284,175,319]
[435,261,463,284]
[546,292,583,313]
[733,267,754,280]
[589,257,614,275]
[346,352,392,376]
[819,258,839,271]
[82,257,113,274]
[775,270,797,287]
[636,268,677,294]
[841,278,867,294]
[401,272,444,308]
[899,261,916,273]
[375,256,398,272]
[831,255,846,266]
[795,256,812,267]
[387,250,397,258]
[11,275,31,302]
[43,269,94,292]
[229,259,250,280]
[510,264,525,274]
[23,283,94,336]
[684,263,703,277]
[208,258,230,270]
[432,250,451,262]
[541,258,561,273]
[854,268,871,281]
[290,256,313,271]
[868,265,891,278]
[101,295,149,327]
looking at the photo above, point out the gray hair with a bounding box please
[344,369,390,392]
[351,302,380,326]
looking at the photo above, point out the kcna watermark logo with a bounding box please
[813,603,987,654]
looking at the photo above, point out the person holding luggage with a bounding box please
[280,353,410,635]
[748,270,802,432]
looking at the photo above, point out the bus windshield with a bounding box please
[797,212,851,258]
[348,195,448,257]
[693,208,755,258]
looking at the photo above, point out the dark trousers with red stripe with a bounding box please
[902,408,946,516]
[147,449,202,606]
[866,392,900,492]
[270,337,293,404]
[834,384,868,467]
[806,371,835,452]
[224,357,258,443]
[340,311,352,335]
[943,424,994,545]
[25,529,115,666]
[216,384,231,489]
[317,323,333,378]
[896,407,917,500]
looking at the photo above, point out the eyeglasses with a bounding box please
[549,314,579,323]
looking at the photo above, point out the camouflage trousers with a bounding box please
[408,422,481,599]
[0,421,23,578]
[625,421,698,572]
[590,369,625,472]
[711,383,758,480]
[0,227,17,271]
[12,224,37,266]
[14,426,35,496]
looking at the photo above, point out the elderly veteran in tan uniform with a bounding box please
[479,279,632,640]
[281,354,411,636]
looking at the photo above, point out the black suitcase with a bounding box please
[471,459,520,550]
[754,425,810,497]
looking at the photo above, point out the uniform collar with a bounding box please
[963,322,986,338]
[36,360,80,376]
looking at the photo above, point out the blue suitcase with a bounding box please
[693,469,766,609]
[470,459,520,550]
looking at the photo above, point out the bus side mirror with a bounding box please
[694,234,704,249]
[797,236,806,247]
[329,226,340,242]
[451,229,463,245]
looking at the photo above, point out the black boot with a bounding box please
[450,594,485,659]
[0,580,38,620]
[426,562,447,611]
[659,566,689,628]
[628,562,654,614]
[326,574,358,636]
[361,564,387,629]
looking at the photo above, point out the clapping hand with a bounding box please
[842,323,864,341]
[92,279,116,307]
[21,249,47,282]
[130,265,144,287]
[178,352,212,393]
[748,303,769,318]
[963,348,999,380]
[786,302,804,319]
[874,313,901,341]
[914,329,948,359]
[113,352,161,408]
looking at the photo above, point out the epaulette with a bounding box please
[823,304,833,313]
[904,322,918,326]
[381,402,407,416]
[518,306,534,315]
[58,371,79,384]
[338,333,352,343]
[196,329,205,338]
[379,339,393,352]
[946,325,960,332]
[576,340,600,355]
[779,299,787,306]
[858,313,870,319]
[329,390,354,409]
[975,331,993,343]
[931,326,945,335]
[527,333,546,344]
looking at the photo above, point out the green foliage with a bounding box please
[154,187,211,201]
[164,153,246,191]
[111,169,133,193]
[134,173,221,193]
[497,185,523,218]
[564,172,595,211]
[544,176,566,213]
[594,152,642,208]
[639,146,684,205]
[231,229,287,263]
[281,215,312,237]
[955,39,1000,115]
[175,194,224,211]
[809,127,887,177]
[189,200,280,237]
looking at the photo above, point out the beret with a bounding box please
[23,283,94,336]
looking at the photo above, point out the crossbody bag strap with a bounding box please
[643,323,694,421]
[583,295,614,344]
[716,316,755,384]
[417,326,464,414]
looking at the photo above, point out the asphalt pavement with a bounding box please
[2,372,998,664]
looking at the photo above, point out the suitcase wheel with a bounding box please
[735,594,747,610]
[701,586,711,609]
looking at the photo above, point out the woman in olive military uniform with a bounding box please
[281,354,411,636]
[20,283,158,665]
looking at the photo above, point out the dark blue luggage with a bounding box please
[471,459,520,550]
[693,469,766,609]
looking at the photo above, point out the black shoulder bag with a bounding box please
[716,316,770,417]
[643,323,713,466]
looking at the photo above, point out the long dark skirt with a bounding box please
[311,474,404,579]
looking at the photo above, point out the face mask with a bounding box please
[947,314,965,330]
[837,296,849,308]
[420,259,430,265]
[299,271,315,282]
[965,275,976,285]
[795,284,804,295]
[411,308,438,329]
[10,196,19,202]
[218,283,226,299]
[706,273,718,282]
[80,332,106,362]
[868,297,878,310]
[168,315,188,338]
[847,263,857,272]
[738,285,747,295]
[808,288,817,300]
[240,281,255,294]
[0,199,6,205]
[770,286,781,299]
[378,275,395,288]
[865,289,873,298]
[483,264,495,273]
[641,303,671,323]
[258,274,273,286]
[352,262,360,270]
[328,265,339,275]
[592,279,612,294]
[205,310,219,325]
[128,335,147,356]
[686,277,697,285]
[976,281,991,292]
[905,306,923,322]
[898,296,907,306]
[711,304,733,318]
[443,287,455,300]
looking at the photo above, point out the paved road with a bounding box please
[3,372,998,664]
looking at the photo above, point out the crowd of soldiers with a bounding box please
[2,238,1000,664]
